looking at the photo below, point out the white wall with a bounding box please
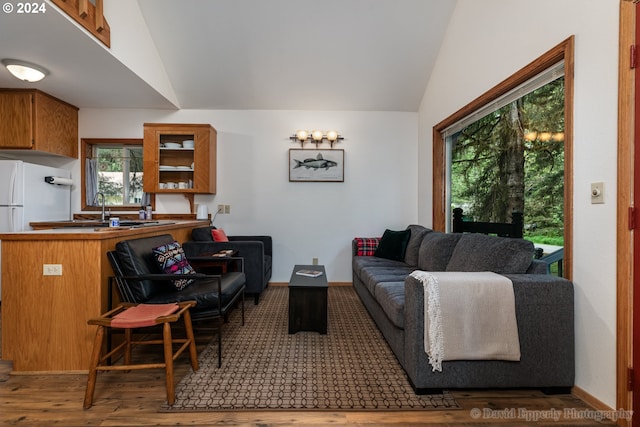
[78,108,418,282]
[102,0,179,106]
[418,0,619,407]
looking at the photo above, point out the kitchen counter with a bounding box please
[4,220,206,239]
[29,219,170,230]
[0,220,207,372]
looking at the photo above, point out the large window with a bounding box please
[81,138,154,211]
[446,65,565,246]
[433,37,573,278]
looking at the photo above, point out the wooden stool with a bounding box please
[83,301,199,409]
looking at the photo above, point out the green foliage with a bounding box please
[451,77,565,242]
[526,234,564,247]
[96,146,144,205]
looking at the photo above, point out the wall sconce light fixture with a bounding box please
[290,129,344,148]
[2,59,49,82]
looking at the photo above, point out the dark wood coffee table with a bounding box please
[288,264,328,334]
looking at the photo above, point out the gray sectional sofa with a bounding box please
[352,225,574,393]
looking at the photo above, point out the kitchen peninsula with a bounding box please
[0,220,205,372]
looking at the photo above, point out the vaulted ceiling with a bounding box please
[0,0,456,111]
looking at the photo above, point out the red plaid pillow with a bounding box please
[354,237,381,256]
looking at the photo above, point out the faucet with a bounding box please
[94,192,106,221]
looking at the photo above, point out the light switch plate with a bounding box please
[591,182,604,204]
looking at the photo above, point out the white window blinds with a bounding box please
[441,61,564,138]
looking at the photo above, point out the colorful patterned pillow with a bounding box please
[354,237,381,256]
[153,241,196,290]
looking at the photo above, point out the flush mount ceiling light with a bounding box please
[2,59,49,82]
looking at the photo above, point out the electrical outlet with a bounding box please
[312,257,318,265]
[224,204,231,214]
[43,264,62,276]
[217,204,225,214]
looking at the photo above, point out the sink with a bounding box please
[47,219,163,228]
[71,220,150,227]
[68,220,109,227]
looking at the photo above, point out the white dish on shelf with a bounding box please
[159,165,177,170]
[163,142,182,148]
[175,166,192,171]
[182,140,194,148]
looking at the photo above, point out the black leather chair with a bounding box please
[107,234,246,367]
[183,227,272,304]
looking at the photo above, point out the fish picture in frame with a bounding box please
[289,149,344,182]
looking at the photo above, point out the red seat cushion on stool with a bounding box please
[111,303,179,328]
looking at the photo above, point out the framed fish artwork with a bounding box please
[289,149,344,182]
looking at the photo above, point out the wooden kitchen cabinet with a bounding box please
[143,123,217,195]
[0,89,79,158]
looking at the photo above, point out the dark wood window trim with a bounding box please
[432,36,574,280]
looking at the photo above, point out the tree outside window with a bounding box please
[95,146,144,206]
[81,138,153,212]
[449,77,565,247]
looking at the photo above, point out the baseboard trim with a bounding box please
[571,385,614,413]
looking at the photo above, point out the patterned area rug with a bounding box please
[162,286,460,411]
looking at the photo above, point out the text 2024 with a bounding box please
[17,2,46,13]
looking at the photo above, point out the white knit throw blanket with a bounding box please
[409,270,521,372]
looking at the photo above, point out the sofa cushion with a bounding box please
[354,237,381,256]
[446,233,534,274]
[404,225,431,267]
[152,241,196,290]
[374,229,411,261]
[417,232,462,271]
[146,271,246,313]
[192,226,215,241]
[115,234,176,302]
[374,282,406,329]
[359,265,414,296]
[353,255,406,280]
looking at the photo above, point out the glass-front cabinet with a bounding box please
[143,123,217,194]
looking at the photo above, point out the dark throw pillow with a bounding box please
[191,226,215,241]
[153,241,196,290]
[374,229,411,261]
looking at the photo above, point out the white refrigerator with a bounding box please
[0,160,72,232]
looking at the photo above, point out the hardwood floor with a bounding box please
[0,303,617,426]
